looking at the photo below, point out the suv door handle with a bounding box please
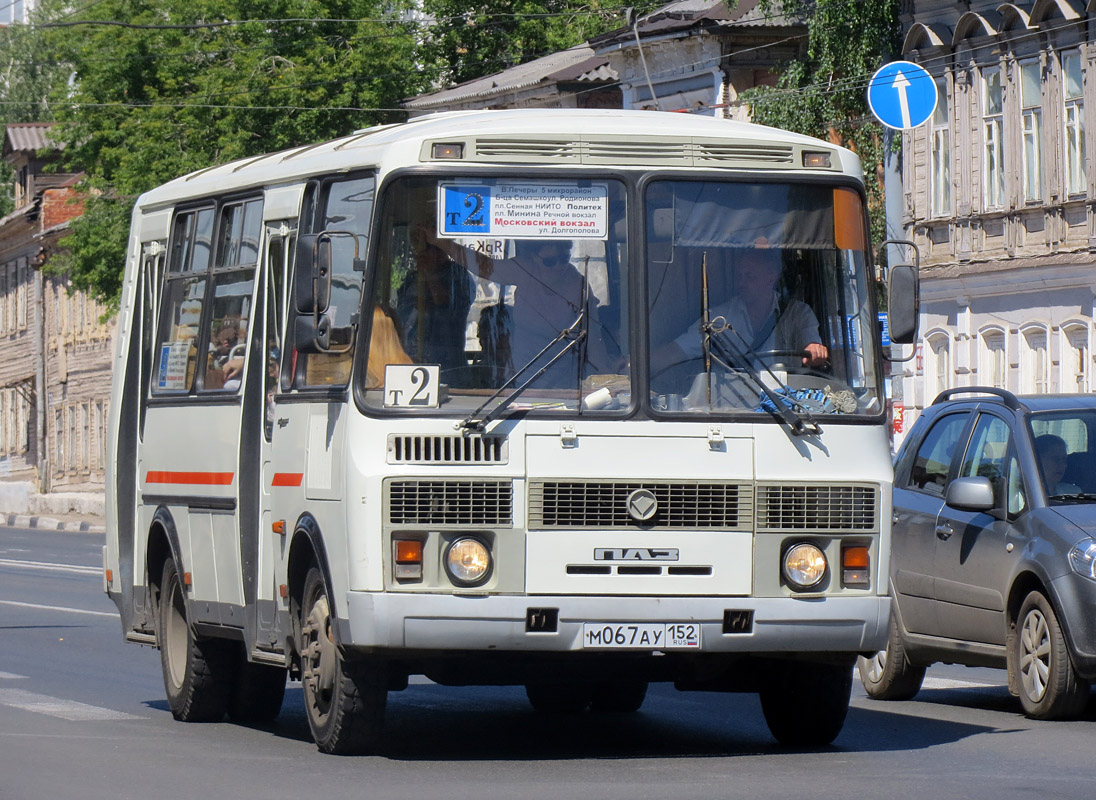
[935,523,954,540]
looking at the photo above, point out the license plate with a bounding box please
[582,622,701,649]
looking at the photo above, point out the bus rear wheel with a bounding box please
[299,566,387,754]
[158,558,232,722]
[759,659,852,747]
[229,654,287,724]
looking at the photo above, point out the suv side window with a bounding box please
[959,413,1026,515]
[907,412,970,496]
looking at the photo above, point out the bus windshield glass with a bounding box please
[646,179,882,418]
[363,175,629,414]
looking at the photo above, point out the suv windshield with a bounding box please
[645,180,882,418]
[361,176,629,415]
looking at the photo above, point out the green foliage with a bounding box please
[422,1,635,86]
[744,0,902,249]
[14,0,430,309]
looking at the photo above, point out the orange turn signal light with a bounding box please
[396,540,424,564]
[842,546,870,570]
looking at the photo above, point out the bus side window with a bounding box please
[264,228,288,440]
[152,207,213,394]
[200,198,262,392]
[289,174,373,390]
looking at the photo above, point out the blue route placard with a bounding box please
[867,61,938,131]
[441,185,492,235]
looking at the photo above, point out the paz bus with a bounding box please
[104,109,917,754]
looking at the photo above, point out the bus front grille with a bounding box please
[755,484,878,532]
[528,481,752,530]
[386,479,513,527]
[387,434,508,465]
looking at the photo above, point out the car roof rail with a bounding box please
[932,386,1027,411]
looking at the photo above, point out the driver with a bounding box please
[653,246,828,373]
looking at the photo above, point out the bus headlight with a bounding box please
[782,542,827,590]
[445,538,492,586]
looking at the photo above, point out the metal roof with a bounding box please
[405,45,617,110]
[3,123,62,156]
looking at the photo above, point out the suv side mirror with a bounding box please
[887,264,919,345]
[945,476,996,512]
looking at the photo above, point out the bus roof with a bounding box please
[136,109,862,210]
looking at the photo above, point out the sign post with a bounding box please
[867,61,938,131]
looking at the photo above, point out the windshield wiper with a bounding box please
[699,256,820,436]
[1049,492,1096,503]
[459,310,587,432]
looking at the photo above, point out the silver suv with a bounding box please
[860,388,1096,719]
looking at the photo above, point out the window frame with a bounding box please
[151,195,264,399]
[1019,59,1044,204]
[930,77,952,218]
[982,65,1005,210]
[1062,49,1086,197]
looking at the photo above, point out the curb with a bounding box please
[3,513,105,533]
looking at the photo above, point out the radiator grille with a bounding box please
[387,480,513,526]
[755,484,878,531]
[387,434,507,465]
[529,481,751,530]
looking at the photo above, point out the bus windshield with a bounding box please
[364,175,630,415]
[362,174,881,420]
[646,180,882,418]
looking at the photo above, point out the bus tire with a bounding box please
[299,566,387,754]
[590,680,648,713]
[158,558,232,722]
[759,660,852,747]
[525,682,592,713]
[228,654,287,724]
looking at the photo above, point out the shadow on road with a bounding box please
[194,682,1010,759]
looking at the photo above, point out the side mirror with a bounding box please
[294,234,331,314]
[945,476,996,512]
[294,312,331,354]
[887,264,919,345]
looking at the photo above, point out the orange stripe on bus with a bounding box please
[145,471,235,486]
[271,473,304,487]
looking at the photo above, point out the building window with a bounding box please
[1020,60,1043,203]
[931,79,951,217]
[983,66,1005,209]
[980,329,1007,389]
[1063,50,1086,197]
[1022,326,1049,394]
[1063,323,1090,392]
[927,332,951,399]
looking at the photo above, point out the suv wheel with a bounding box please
[857,612,925,701]
[1011,591,1090,720]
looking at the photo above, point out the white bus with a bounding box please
[104,109,917,754]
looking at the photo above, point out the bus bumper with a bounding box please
[339,592,891,654]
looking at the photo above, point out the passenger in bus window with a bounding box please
[652,247,828,376]
[422,229,610,381]
[397,229,476,373]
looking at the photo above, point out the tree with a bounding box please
[25,0,430,310]
[744,0,902,249]
[421,1,637,86]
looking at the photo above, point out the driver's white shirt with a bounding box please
[673,291,822,360]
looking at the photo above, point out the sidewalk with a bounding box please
[1,511,105,533]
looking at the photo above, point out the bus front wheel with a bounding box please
[157,558,232,722]
[299,565,387,754]
[758,659,852,747]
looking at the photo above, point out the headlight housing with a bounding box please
[782,542,827,590]
[445,537,492,586]
[1068,538,1096,581]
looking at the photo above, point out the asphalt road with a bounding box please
[2,526,1095,800]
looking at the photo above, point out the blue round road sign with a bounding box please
[867,61,938,131]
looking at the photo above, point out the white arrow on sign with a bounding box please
[892,70,912,129]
